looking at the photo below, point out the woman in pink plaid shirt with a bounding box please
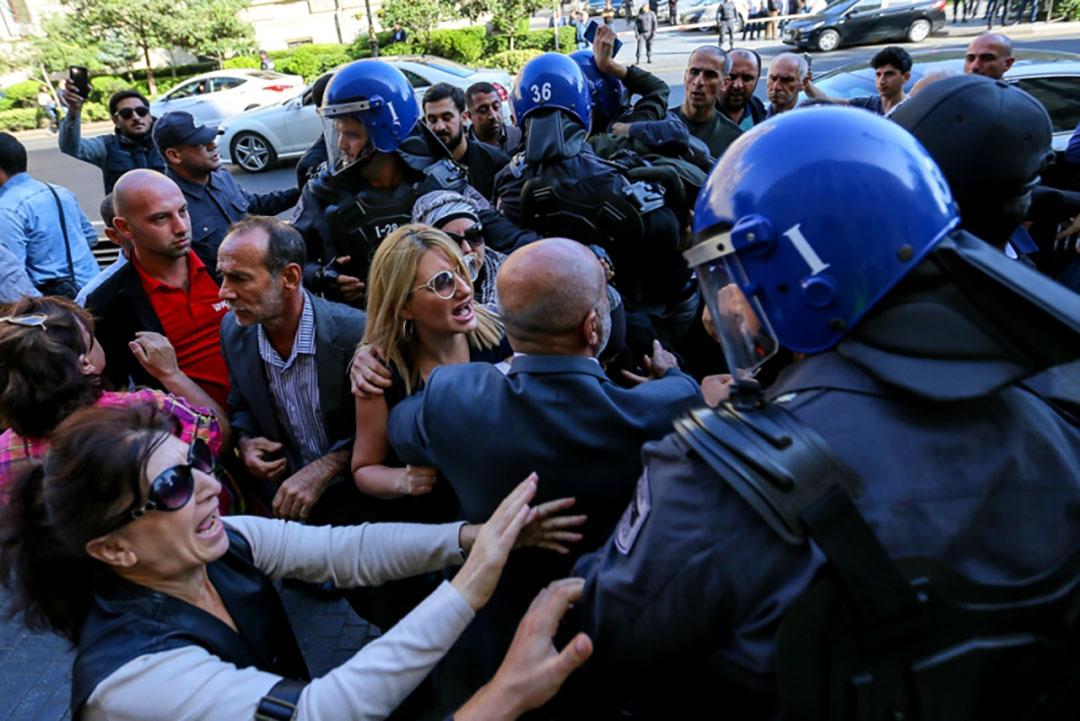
[0,296,231,506]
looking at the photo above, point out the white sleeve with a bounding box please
[82,582,475,721]
[223,516,466,587]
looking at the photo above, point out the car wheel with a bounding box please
[231,132,277,173]
[907,18,931,42]
[815,28,840,52]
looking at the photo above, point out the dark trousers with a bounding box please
[985,0,1008,26]
[636,33,654,61]
[743,11,764,38]
[718,20,735,48]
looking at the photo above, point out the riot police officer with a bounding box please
[495,53,693,348]
[571,107,1080,719]
[292,60,477,303]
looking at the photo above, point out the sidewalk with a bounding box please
[0,584,375,721]
[940,16,1080,38]
[12,120,113,143]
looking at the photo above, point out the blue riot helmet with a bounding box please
[688,106,959,378]
[570,50,628,130]
[319,60,420,175]
[511,52,592,130]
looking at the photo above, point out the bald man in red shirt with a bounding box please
[85,170,230,409]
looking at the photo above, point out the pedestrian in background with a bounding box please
[635,4,658,64]
[717,0,738,50]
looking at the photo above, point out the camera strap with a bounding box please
[45,183,76,284]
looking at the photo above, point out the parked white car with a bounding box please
[218,55,515,173]
[150,69,304,129]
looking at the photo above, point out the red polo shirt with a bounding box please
[133,252,230,409]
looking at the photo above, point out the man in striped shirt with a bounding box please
[217,215,366,523]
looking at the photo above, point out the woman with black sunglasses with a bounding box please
[0,402,579,721]
[0,295,230,506]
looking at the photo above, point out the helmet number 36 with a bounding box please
[530,83,553,103]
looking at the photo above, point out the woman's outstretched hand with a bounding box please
[452,474,539,611]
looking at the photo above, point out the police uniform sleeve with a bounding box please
[575,433,734,666]
[575,431,824,679]
[622,65,670,123]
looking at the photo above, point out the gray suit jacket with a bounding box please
[220,293,365,465]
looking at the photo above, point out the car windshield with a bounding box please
[421,59,473,78]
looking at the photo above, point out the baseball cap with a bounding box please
[152,111,220,154]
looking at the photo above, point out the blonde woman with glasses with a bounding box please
[350,224,515,628]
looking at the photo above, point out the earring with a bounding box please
[401,318,413,341]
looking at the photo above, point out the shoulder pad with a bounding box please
[417,158,471,195]
[623,180,666,213]
[674,403,859,545]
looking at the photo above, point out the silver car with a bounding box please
[219,56,515,173]
[814,49,1080,152]
[150,69,304,129]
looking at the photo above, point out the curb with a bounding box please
[940,18,1080,38]
[12,120,114,142]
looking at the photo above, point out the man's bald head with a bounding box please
[113,169,181,216]
[497,238,608,355]
[964,33,1014,79]
[111,169,192,263]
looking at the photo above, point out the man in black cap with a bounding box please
[153,111,299,275]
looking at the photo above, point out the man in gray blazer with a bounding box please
[217,215,365,524]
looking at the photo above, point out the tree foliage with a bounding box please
[167,0,257,66]
[379,0,452,44]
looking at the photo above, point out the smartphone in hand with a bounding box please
[583,20,624,57]
[68,66,91,98]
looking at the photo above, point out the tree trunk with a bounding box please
[364,0,379,56]
[142,42,157,96]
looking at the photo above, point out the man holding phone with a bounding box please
[59,73,165,194]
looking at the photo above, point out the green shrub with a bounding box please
[90,75,135,101]
[223,55,260,69]
[0,108,39,131]
[480,48,543,74]
[427,27,487,64]
[1,80,44,109]
[82,102,110,121]
[484,26,575,55]
[275,44,352,81]
[347,30,400,58]
[381,41,418,56]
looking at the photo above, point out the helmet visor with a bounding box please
[319,104,373,176]
[685,231,779,381]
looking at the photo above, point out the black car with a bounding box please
[783,0,947,52]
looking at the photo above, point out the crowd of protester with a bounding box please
[1,21,1080,721]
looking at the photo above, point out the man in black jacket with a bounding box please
[85,170,231,409]
[155,111,299,277]
[423,83,510,201]
[720,48,768,130]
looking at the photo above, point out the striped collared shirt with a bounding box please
[257,291,328,469]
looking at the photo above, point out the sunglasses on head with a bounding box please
[0,314,47,329]
[413,253,480,300]
[110,436,214,532]
[115,106,150,120]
